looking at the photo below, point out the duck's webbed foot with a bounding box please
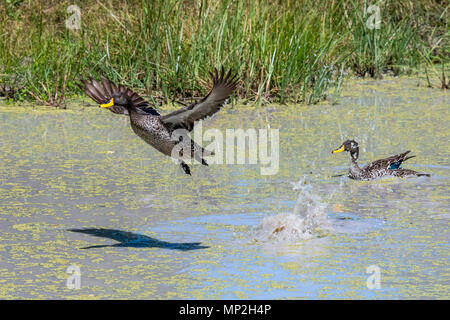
[180,161,192,175]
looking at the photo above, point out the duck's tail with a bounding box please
[403,155,416,162]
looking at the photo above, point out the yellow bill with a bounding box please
[100,98,114,108]
[332,145,345,153]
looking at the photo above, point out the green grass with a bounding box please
[0,0,448,107]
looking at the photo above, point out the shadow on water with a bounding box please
[68,228,209,251]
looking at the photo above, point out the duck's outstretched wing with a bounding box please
[364,150,415,171]
[81,76,160,115]
[161,67,238,131]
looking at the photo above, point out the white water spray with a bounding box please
[253,178,331,242]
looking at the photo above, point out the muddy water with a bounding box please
[0,78,448,299]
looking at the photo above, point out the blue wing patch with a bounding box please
[389,161,402,170]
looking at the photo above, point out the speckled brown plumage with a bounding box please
[332,140,430,180]
[82,67,238,175]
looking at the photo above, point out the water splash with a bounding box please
[253,178,331,242]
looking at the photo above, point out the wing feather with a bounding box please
[363,151,413,171]
[81,76,160,116]
[161,67,238,131]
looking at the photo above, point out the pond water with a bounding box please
[0,77,448,299]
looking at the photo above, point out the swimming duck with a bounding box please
[332,140,430,180]
[82,67,238,175]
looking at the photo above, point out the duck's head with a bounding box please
[100,93,131,113]
[82,77,161,116]
[332,140,359,160]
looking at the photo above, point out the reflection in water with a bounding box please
[0,78,448,299]
[68,228,209,250]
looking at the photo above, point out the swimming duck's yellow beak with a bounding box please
[100,98,114,108]
[332,145,345,154]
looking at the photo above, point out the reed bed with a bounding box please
[0,0,448,107]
